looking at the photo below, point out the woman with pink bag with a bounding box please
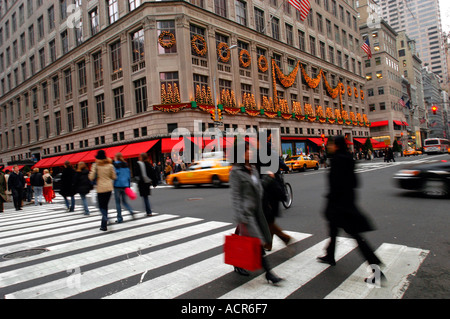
[113,153,135,223]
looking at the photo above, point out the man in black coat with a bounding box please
[8,165,25,211]
[317,136,386,286]
[60,161,76,212]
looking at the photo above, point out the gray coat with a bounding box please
[230,165,272,246]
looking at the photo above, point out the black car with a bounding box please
[52,173,62,193]
[393,160,450,198]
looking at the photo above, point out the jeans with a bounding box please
[79,193,90,215]
[98,192,112,229]
[64,195,75,211]
[142,195,152,215]
[26,186,33,202]
[33,186,43,206]
[114,188,134,222]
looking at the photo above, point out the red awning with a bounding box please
[51,154,79,167]
[282,137,308,141]
[203,137,236,150]
[353,138,367,144]
[68,151,92,164]
[308,138,328,146]
[370,121,389,128]
[79,150,99,163]
[393,120,403,126]
[34,156,63,168]
[161,137,184,153]
[403,122,409,126]
[120,140,160,159]
[104,145,127,159]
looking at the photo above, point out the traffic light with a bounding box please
[217,109,223,121]
[321,134,325,142]
[431,105,438,115]
[210,110,216,122]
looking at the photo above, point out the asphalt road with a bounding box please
[147,153,449,299]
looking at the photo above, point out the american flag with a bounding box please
[289,0,311,21]
[399,97,406,107]
[361,38,372,59]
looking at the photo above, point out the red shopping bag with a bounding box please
[124,187,137,200]
[224,234,262,271]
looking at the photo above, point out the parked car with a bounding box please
[166,159,232,188]
[285,155,319,172]
[393,160,450,198]
[52,173,62,192]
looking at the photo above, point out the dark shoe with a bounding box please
[265,271,283,285]
[234,267,250,276]
[99,227,107,231]
[317,255,336,266]
[115,220,123,224]
[147,213,153,217]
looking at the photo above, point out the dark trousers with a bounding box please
[11,188,22,210]
[326,222,381,266]
[98,192,112,229]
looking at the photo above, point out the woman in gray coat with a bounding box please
[229,141,282,285]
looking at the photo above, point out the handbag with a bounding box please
[124,187,137,200]
[224,231,262,271]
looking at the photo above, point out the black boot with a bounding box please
[317,255,336,266]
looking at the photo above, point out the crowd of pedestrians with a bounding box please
[0,150,159,232]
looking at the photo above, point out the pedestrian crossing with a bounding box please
[0,199,429,299]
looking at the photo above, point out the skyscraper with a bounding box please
[378,0,448,85]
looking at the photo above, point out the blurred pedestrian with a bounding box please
[135,153,157,216]
[30,168,44,206]
[8,165,25,211]
[0,165,6,213]
[25,172,33,203]
[74,162,92,215]
[229,141,282,284]
[89,150,116,231]
[43,169,54,203]
[317,136,385,286]
[60,161,76,212]
[113,153,134,223]
[4,170,11,202]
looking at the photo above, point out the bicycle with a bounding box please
[279,171,293,209]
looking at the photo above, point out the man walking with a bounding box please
[8,165,25,211]
[30,168,44,206]
[0,165,7,213]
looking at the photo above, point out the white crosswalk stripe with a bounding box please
[0,198,429,299]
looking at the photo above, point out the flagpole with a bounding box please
[261,1,286,35]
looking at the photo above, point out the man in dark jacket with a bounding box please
[8,165,25,211]
[60,161,76,212]
[318,136,385,286]
[30,168,45,206]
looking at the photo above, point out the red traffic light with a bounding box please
[432,105,438,114]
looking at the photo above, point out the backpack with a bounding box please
[46,176,52,184]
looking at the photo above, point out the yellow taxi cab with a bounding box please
[285,155,319,172]
[403,149,421,156]
[166,159,232,188]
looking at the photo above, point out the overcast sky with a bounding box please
[440,0,450,33]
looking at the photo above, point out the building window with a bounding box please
[235,0,247,26]
[309,36,316,56]
[78,60,87,90]
[158,21,177,54]
[286,24,293,46]
[64,69,72,95]
[55,111,61,135]
[80,100,89,128]
[93,51,103,83]
[255,8,265,33]
[214,0,227,18]
[110,41,122,73]
[134,78,148,114]
[67,106,74,132]
[90,8,100,36]
[96,94,105,124]
[271,17,280,40]
[113,87,125,119]
[49,40,56,63]
[131,29,145,63]
[107,0,119,24]
[193,74,209,94]
[160,72,179,96]
[61,30,68,54]
[129,0,142,11]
